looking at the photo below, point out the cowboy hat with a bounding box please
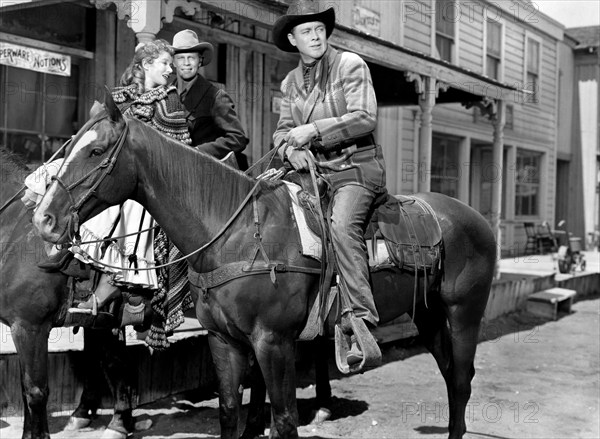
[272,0,335,52]
[172,30,214,65]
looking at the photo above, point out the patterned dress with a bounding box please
[76,84,194,348]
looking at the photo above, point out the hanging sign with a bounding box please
[352,6,381,36]
[0,41,71,76]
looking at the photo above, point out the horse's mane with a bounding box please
[1,147,30,172]
[0,147,31,187]
[127,118,282,214]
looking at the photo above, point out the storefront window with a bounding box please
[1,64,79,165]
[515,150,541,217]
[0,3,93,50]
[431,135,460,198]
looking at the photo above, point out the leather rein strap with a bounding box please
[51,113,130,242]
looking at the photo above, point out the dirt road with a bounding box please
[2,297,598,438]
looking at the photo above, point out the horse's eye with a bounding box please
[90,148,103,157]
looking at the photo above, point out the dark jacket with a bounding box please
[180,74,249,165]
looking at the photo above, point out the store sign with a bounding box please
[0,41,71,76]
[352,6,381,36]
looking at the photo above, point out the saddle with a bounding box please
[287,170,443,274]
[284,171,443,373]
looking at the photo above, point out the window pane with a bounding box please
[527,38,539,73]
[515,150,541,216]
[0,3,93,50]
[436,0,456,36]
[526,72,539,103]
[436,35,453,62]
[5,67,43,132]
[431,135,460,199]
[45,65,79,136]
[487,20,501,56]
[486,55,499,79]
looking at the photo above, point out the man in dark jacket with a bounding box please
[172,30,249,168]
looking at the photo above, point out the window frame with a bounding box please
[433,0,459,64]
[431,134,461,199]
[523,32,543,105]
[514,149,543,218]
[483,18,504,81]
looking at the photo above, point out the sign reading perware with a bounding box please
[0,41,71,77]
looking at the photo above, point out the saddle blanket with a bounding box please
[283,181,391,266]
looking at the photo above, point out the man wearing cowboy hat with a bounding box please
[273,0,386,367]
[172,29,248,168]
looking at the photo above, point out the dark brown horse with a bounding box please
[32,94,496,439]
[0,148,139,439]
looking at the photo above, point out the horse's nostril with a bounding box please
[42,214,55,229]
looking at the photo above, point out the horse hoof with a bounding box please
[64,416,92,431]
[101,428,130,439]
[310,407,332,424]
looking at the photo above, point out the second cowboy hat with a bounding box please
[172,30,214,66]
[272,0,335,52]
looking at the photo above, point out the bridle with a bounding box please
[50,113,130,242]
[44,122,282,273]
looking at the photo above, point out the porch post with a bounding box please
[418,76,436,192]
[491,99,506,275]
[90,0,173,44]
[129,0,162,44]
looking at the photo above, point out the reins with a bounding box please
[51,114,130,241]
[66,140,283,272]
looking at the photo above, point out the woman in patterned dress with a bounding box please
[25,39,194,348]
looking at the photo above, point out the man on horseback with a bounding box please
[272,0,387,366]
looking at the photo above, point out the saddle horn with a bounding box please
[104,85,123,123]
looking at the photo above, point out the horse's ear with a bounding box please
[104,85,123,123]
[89,100,104,118]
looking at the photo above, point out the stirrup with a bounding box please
[68,294,98,316]
[334,314,381,374]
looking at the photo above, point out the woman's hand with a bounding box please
[284,123,317,149]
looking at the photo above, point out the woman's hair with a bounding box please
[119,39,174,94]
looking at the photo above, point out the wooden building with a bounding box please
[0,0,578,256]
[558,26,599,250]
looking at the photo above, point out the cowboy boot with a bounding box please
[341,313,364,366]
[77,274,121,311]
[346,335,364,366]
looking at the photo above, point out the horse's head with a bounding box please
[33,90,136,244]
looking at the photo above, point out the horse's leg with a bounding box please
[208,333,248,439]
[66,328,103,430]
[444,304,484,439]
[254,336,298,439]
[11,321,51,439]
[413,298,482,439]
[412,300,459,436]
[311,335,332,423]
[98,328,135,439]
[241,357,267,439]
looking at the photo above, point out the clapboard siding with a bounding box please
[504,23,526,86]
[459,11,484,73]
[433,104,475,126]
[403,0,432,55]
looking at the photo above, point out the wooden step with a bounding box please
[526,288,577,320]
